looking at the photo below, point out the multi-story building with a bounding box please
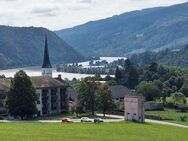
[0,35,69,116]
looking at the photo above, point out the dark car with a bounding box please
[94,118,104,123]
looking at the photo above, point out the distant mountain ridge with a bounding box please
[0,26,84,69]
[56,2,188,56]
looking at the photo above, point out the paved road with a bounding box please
[1,114,188,128]
[145,119,188,128]
[97,114,188,128]
[0,118,123,123]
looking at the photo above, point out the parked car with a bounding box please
[94,118,104,123]
[80,117,93,122]
[62,118,73,123]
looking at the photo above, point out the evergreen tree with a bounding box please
[118,59,139,89]
[5,70,38,120]
[115,66,122,84]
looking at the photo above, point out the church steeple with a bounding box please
[42,35,52,77]
[42,35,52,68]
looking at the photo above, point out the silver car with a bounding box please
[80,117,93,122]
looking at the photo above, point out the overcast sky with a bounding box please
[0,0,187,30]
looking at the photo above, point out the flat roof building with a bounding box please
[124,96,145,123]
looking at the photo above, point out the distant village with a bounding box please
[0,35,147,122]
[56,58,125,75]
[0,35,187,125]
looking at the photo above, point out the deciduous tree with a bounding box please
[76,78,98,115]
[97,85,114,117]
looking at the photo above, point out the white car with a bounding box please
[80,117,93,122]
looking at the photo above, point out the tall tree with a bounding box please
[97,85,114,117]
[5,70,38,120]
[136,81,162,101]
[115,66,122,84]
[76,77,98,115]
[180,83,188,97]
[117,59,139,89]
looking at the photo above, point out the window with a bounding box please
[51,103,57,111]
[37,93,40,104]
[38,111,41,116]
[60,88,68,109]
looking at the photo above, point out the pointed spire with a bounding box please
[42,35,52,68]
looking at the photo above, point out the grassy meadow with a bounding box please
[0,122,187,141]
[146,108,188,125]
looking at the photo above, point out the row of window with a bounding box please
[40,88,67,114]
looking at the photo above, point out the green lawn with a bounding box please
[0,122,187,141]
[146,108,188,125]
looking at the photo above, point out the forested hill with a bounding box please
[129,45,188,68]
[0,26,84,69]
[56,2,188,56]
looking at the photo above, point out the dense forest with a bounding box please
[115,59,188,104]
[130,45,188,68]
[56,2,188,56]
[69,59,188,112]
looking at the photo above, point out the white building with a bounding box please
[124,96,145,123]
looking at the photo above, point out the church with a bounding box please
[0,35,69,116]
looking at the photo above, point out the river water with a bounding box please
[0,57,125,80]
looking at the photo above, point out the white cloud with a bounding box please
[78,0,93,4]
[0,0,187,30]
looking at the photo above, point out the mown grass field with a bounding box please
[146,108,188,125]
[0,122,187,141]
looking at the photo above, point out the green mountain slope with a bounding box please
[56,2,188,56]
[0,26,84,69]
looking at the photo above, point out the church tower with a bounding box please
[42,35,52,77]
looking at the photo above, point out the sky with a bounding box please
[0,0,188,30]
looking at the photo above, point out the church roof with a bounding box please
[42,35,52,68]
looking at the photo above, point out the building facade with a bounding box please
[0,76,69,116]
[124,96,145,123]
[32,76,69,116]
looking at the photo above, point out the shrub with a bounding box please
[170,92,186,105]
[180,115,187,122]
